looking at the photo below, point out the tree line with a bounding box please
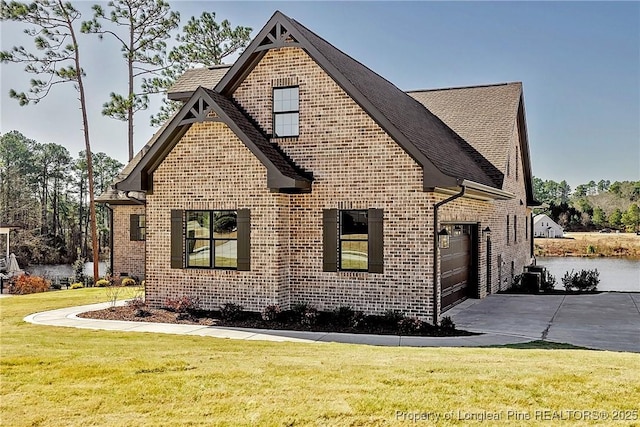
[533,177,640,232]
[0,130,123,265]
[1,0,251,278]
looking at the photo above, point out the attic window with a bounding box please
[273,86,299,137]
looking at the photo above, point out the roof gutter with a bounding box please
[432,183,466,325]
[435,180,514,201]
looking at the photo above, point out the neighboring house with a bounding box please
[99,11,538,323]
[533,214,564,238]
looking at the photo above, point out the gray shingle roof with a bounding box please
[167,65,232,100]
[203,88,311,182]
[284,16,504,188]
[408,83,522,181]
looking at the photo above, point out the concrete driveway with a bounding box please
[448,292,640,353]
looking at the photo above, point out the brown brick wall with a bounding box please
[111,204,145,279]
[142,46,532,321]
[145,121,291,310]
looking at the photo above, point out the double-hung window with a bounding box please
[323,208,383,273]
[339,210,369,271]
[130,214,146,241]
[185,210,238,269]
[273,86,299,137]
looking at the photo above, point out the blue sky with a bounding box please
[1,1,638,190]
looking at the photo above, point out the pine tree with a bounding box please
[81,0,179,161]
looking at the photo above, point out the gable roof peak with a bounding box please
[217,10,512,190]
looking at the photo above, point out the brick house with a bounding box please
[99,11,537,323]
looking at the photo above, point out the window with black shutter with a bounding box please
[323,208,383,273]
[130,214,146,241]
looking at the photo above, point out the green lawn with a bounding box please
[1,289,639,426]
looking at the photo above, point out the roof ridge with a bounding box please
[407,82,521,93]
[208,64,233,70]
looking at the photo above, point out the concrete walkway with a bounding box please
[23,292,639,352]
[24,301,533,348]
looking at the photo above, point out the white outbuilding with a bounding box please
[533,214,564,238]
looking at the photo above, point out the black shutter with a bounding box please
[130,214,139,241]
[368,208,384,273]
[170,210,183,269]
[323,209,338,272]
[237,209,251,271]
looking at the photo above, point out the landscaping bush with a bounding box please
[562,269,600,292]
[95,279,110,287]
[381,310,405,329]
[329,306,365,329]
[440,316,456,331]
[10,275,50,295]
[261,304,282,322]
[300,306,318,327]
[220,303,244,321]
[121,277,136,286]
[398,317,423,334]
[290,302,315,323]
[70,282,84,289]
[72,257,86,285]
[163,296,201,313]
[540,273,556,292]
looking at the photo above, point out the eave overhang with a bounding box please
[116,86,312,194]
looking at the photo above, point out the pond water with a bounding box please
[538,257,639,292]
[25,262,108,279]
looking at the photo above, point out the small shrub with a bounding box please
[398,317,423,334]
[562,269,599,292]
[346,310,365,329]
[440,316,456,331]
[261,304,282,322]
[121,277,136,286]
[70,282,84,289]
[164,296,201,313]
[332,305,354,324]
[10,275,50,295]
[220,303,244,321]
[381,309,405,329]
[329,306,365,329]
[586,244,597,255]
[72,257,86,285]
[540,273,556,292]
[300,306,318,327]
[289,302,319,327]
[95,279,110,287]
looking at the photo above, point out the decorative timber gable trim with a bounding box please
[256,21,300,52]
[116,86,312,194]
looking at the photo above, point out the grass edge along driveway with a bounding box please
[2,288,639,426]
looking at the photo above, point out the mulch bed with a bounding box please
[78,305,476,337]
